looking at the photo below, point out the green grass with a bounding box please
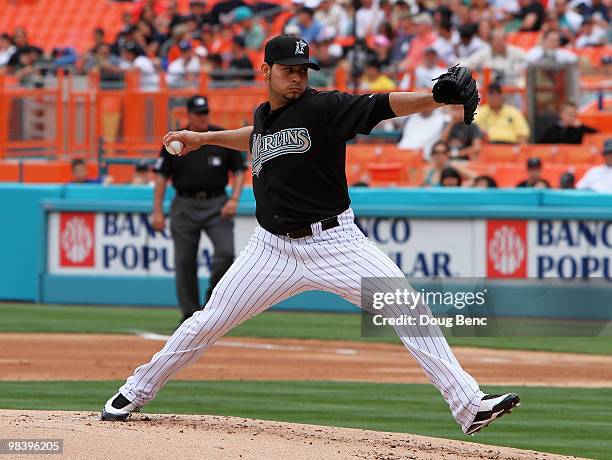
[1,303,610,355]
[0,381,609,459]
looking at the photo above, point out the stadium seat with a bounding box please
[468,162,498,178]
[540,164,579,187]
[493,164,527,187]
[0,0,129,53]
[22,162,72,183]
[21,161,98,183]
[574,46,612,68]
[479,144,521,163]
[577,113,612,133]
[506,32,540,51]
[582,133,611,149]
[367,162,407,186]
[346,144,381,184]
[107,164,137,184]
[378,146,422,164]
[0,162,20,181]
[554,145,600,164]
[517,144,559,163]
[572,165,591,182]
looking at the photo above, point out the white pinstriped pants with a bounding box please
[119,209,484,432]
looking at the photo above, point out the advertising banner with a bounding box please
[48,212,611,280]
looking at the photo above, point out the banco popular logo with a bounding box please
[59,213,95,267]
[486,220,527,278]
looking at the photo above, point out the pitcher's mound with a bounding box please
[0,410,576,460]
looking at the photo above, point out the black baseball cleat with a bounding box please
[101,393,141,421]
[465,393,521,435]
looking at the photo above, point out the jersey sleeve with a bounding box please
[324,91,396,142]
[154,145,173,178]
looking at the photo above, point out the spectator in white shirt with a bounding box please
[314,0,350,37]
[120,41,159,90]
[526,29,577,64]
[0,33,16,68]
[355,0,385,39]
[414,48,446,89]
[166,40,200,87]
[432,20,458,65]
[576,139,612,193]
[461,28,527,86]
[456,24,486,59]
[398,108,448,159]
[575,15,607,48]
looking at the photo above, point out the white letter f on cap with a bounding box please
[295,39,307,55]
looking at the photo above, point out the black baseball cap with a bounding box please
[186,95,209,114]
[527,157,542,169]
[264,35,320,70]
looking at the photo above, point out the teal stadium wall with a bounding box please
[0,184,610,318]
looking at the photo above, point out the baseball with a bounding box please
[165,140,184,156]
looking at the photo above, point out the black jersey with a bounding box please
[155,124,246,193]
[250,88,396,234]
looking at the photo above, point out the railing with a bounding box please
[0,69,265,159]
[1,66,609,160]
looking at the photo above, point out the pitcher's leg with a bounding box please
[303,227,483,430]
[119,230,303,407]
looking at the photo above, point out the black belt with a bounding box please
[176,189,225,200]
[286,216,340,239]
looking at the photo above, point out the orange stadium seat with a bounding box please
[367,162,407,186]
[493,164,527,187]
[345,144,381,184]
[574,46,612,68]
[540,164,581,187]
[0,162,20,181]
[107,164,137,184]
[553,145,600,164]
[377,146,423,184]
[22,162,72,183]
[517,144,559,163]
[377,146,423,166]
[468,162,498,178]
[583,133,611,148]
[577,113,612,133]
[0,0,129,53]
[478,144,521,162]
[21,161,98,183]
[572,165,591,182]
[506,32,540,50]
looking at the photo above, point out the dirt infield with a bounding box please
[1,333,611,387]
[0,410,580,460]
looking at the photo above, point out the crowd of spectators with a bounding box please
[418,137,612,191]
[0,0,610,190]
[0,0,608,88]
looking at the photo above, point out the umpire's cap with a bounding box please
[186,95,209,114]
[264,35,320,70]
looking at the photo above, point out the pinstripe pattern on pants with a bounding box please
[118,208,483,432]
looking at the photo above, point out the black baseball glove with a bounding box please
[432,64,479,125]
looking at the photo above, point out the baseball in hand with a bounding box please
[165,140,184,156]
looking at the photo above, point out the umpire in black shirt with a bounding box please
[153,95,246,322]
